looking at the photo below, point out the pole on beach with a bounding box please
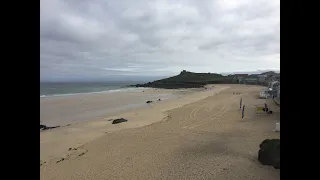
[242,105,245,119]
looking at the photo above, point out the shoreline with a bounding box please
[40,87,152,98]
[40,85,211,99]
[40,84,222,162]
[40,84,280,180]
[40,87,193,127]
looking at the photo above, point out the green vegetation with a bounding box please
[130,70,279,89]
[131,70,234,89]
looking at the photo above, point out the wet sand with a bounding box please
[40,88,196,126]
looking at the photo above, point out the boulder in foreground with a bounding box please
[112,118,128,124]
[258,139,280,169]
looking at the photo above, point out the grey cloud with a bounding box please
[40,0,280,81]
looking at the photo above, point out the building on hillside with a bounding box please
[261,73,280,86]
[233,74,249,83]
[268,81,280,89]
[268,81,280,98]
[260,87,272,99]
[271,74,280,82]
[244,77,259,84]
[258,75,268,84]
[261,71,277,77]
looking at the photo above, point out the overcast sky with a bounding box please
[40,0,280,81]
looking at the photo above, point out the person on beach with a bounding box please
[264,103,268,112]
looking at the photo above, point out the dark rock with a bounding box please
[78,152,86,156]
[68,148,72,151]
[56,158,65,163]
[158,99,161,101]
[146,101,153,104]
[112,118,128,124]
[40,124,46,129]
[40,124,60,131]
[258,139,280,169]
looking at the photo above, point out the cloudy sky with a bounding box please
[40,0,280,81]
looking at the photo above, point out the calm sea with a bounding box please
[40,82,145,97]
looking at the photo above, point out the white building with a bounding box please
[258,75,267,83]
[271,74,280,82]
[260,87,271,99]
[268,81,280,98]
[268,81,280,89]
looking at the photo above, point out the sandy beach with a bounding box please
[40,88,192,126]
[40,84,280,180]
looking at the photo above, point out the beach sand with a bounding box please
[40,84,280,180]
[40,88,190,126]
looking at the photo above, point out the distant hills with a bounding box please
[131,70,234,89]
[131,70,279,89]
[220,69,280,76]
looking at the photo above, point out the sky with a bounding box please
[40,0,280,81]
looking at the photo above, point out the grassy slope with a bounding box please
[133,71,234,89]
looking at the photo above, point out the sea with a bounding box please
[40,81,147,97]
[40,81,178,126]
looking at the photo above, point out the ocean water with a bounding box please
[40,82,145,97]
[40,82,180,126]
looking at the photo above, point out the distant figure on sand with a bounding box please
[264,103,268,112]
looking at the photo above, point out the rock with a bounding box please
[112,118,128,124]
[78,151,87,156]
[258,139,280,169]
[146,100,153,103]
[40,124,60,131]
[40,124,60,130]
[56,158,65,163]
[68,148,72,151]
[158,99,161,101]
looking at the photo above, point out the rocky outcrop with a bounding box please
[111,118,128,124]
[130,70,233,89]
[258,139,280,169]
[40,124,60,131]
[146,101,153,104]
